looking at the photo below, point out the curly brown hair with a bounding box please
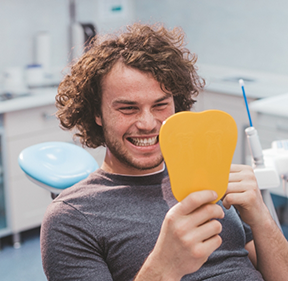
[56,23,205,148]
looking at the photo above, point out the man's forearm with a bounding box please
[252,211,288,281]
[133,251,180,281]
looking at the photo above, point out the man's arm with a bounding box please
[222,164,288,281]
[41,202,114,281]
[134,190,224,281]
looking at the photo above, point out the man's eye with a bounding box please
[120,106,136,110]
[119,107,138,114]
[154,103,168,109]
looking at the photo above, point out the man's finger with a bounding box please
[192,219,223,242]
[228,173,243,182]
[230,164,244,173]
[175,190,218,216]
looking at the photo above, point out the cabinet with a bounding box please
[0,120,9,239]
[3,104,72,245]
[2,104,106,245]
[194,90,256,164]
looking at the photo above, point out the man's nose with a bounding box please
[135,110,157,131]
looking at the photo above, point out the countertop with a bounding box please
[0,87,57,114]
[249,92,288,118]
[198,64,288,99]
[1,64,288,114]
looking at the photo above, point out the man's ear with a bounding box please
[95,116,102,126]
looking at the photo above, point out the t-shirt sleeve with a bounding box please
[233,207,254,244]
[41,201,113,281]
[242,220,254,244]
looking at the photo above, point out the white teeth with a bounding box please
[130,136,158,146]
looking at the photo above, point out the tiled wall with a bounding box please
[0,0,288,79]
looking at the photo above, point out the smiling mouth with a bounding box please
[127,136,158,146]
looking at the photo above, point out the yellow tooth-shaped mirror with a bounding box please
[159,110,237,203]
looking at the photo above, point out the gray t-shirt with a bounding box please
[41,168,264,281]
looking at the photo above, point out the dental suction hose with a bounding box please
[245,126,265,168]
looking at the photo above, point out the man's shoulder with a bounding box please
[53,169,115,203]
[42,170,114,226]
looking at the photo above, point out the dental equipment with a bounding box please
[240,79,288,230]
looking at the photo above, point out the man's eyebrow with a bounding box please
[112,95,172,107]
[155,95,172,103]
[112,100,137,106]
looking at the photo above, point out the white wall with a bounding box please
[0,0,135,76]
[0,0,288,79]
[135,0,288,75]
[0,0,69,72]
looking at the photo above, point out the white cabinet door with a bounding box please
[4,104,60,139]
[8,177,52,232]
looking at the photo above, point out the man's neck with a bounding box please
[100,160,165,177]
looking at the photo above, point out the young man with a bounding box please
[41,23,288,280]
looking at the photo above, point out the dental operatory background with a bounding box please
[1,0,288,280]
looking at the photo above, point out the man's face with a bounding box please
[95,62,175,175]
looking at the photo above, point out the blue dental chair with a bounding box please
[18,142,99,199]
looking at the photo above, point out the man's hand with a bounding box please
[222,165,288,281]
[222,164,269,227]
[135,190,224,281]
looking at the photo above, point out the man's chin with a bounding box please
[122,157,164,172]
